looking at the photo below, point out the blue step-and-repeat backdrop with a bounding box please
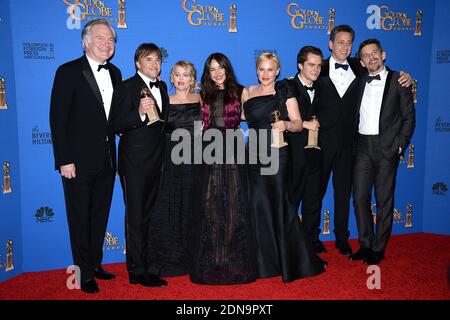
[1,0,449,282]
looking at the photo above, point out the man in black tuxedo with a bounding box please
[350,39,415,265]
[110,43,168,287]
[50,19,122,294]
[315,25,411,256]
[315,25,364,255]
[289,46,326,254]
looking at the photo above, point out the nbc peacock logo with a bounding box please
[432,182,448,196]
[35,206,55,223]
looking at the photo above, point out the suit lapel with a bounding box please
[320,58,342,99]
[309,83,319,117]
[342,59,361,98]
[379,68,393,119]
[81,56,103,107]
[107,67,121,122]
[108,68,117,88]
[356,75,367,122]
[158,81,170,122]
[343,76,359,98]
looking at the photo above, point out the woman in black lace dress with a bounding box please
[242,52,325,283]
[189,53,257,284]
[148,61,201,276]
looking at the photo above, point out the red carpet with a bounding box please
[1,233,449,300]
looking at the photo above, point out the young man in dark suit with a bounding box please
[50,19,122,294]
[315,25,412,256]
[110,43,169,287]
[289,46,326,253]
[350,39,415,265]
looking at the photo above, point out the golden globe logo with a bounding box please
[64,0,115,29]
[103,232,124,252]
[287,3,326,30]
[182,0,227,27]
[64,0,113,20]
[366,5,414,31]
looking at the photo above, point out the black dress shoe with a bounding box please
[335,240,353,256]
[81,279,99,294]
[349,246,371,261]
[129,274,168,287]
[364,251,384,265]
[314,241,327,254]
[94,267,116,280]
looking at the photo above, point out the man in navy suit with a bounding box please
[50,19,122,293]
[350,39,415,264]
[111,43,169,287]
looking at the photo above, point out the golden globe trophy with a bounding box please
[117,0,128,29]
[0,77,7,109]
[412,79,418,104]
[414,9,423,36]
[407,144,415,169]
[271,110,288,148]
[371,203,377,224]
[322,210,330,235]
[229,4,237,33]
[405,204,413,228]
[304,116,321,150]
[5,240,14,272]
[327,8,335,35]
[2,162,12,194]
[140,87,164,126]
[393,208,402,224]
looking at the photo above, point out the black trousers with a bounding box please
[353,134,398,253]
[320,145,352,242]
[62,161,115,283]
[120,170,160,276]
[292,149,323,245]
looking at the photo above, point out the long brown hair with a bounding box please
[200,53,241,129]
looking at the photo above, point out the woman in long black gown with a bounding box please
[242,52,325,283]
[189,53,257,285]
[148,61,201,276]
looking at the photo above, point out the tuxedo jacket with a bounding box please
[356,68,415,160]
[50,55,122,175]
[315,57,365,151]
[287,74,321,166]
[111,74,169,177]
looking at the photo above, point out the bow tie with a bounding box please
[367,74,381,83]
[149,81,159,89]
[335,62,349,71]
[304,85,315,92]
[97,64,109,72]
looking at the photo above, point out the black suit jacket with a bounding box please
[50,55,122,174]
[315,57,365,151]
[287,74,321,166]
[356,68,415,160]
[111,74,169,176]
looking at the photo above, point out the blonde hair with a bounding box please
[170,60,197,93]
[256,52,280,70]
